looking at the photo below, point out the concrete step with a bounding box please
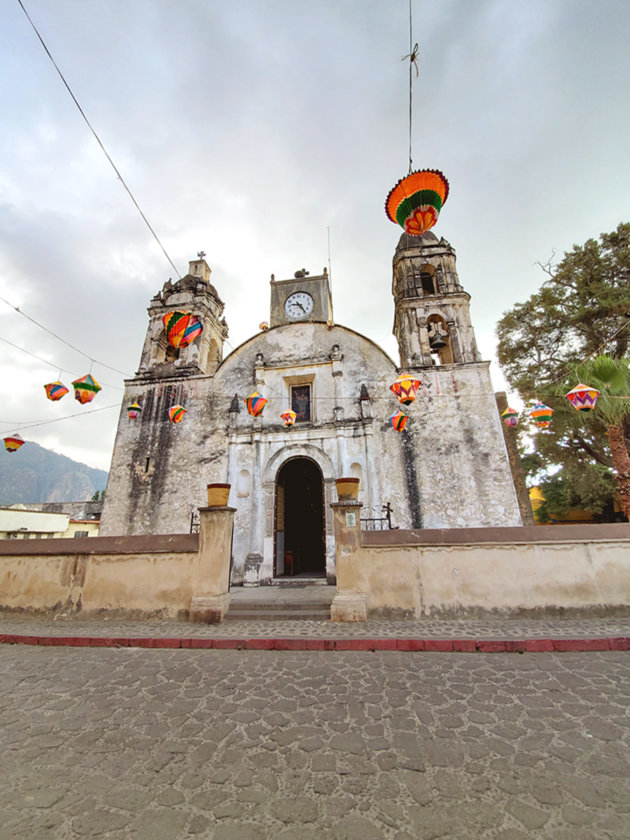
[224,609,331,621]
[225,585,334,621]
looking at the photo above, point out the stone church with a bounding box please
[99,232,522,583]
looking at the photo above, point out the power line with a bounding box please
[0,335,124,390]
[16,0,182,280]
[0,403,120,432]
[0,294,131,377]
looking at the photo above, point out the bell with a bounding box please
[429,332,447,350]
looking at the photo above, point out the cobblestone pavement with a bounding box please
[1,646,629,839]
[2,614,630,640]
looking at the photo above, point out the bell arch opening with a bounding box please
[274,457,325,578]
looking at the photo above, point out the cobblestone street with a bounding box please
[1,645,629,839]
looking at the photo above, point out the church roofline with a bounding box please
[216,321,399,372]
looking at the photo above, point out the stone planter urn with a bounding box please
[335,477,360,501]
[206,483,231,507]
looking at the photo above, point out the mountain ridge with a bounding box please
[0,441,108,505]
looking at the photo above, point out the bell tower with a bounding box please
[137,253,229,378]
[392,232,481,368]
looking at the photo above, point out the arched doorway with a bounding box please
[274,458,325,578]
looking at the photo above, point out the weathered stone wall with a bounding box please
[101,322,521,582]
[336,524,630,618]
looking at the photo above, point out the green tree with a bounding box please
[496,223,630,520]
[573,356,630,518]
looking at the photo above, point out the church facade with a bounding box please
[99,232,522,584]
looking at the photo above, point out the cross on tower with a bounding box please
[197,251,206,259]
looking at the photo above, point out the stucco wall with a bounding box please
[0,535,198,619]
[338,525,630,618]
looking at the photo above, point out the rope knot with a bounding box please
[402,42,419,76]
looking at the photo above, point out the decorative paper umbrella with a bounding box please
[530,402,553,428]
[244,391,267,417]
[162,312,203,348]
[259,321,269,331]
[168,404,187,423]
[3,433,24,453]
[44,381,69,402]
[565,383,600,412]
[385,169,450,236]
[501,407,519,427]
[390,373,422,406]
[281,409,297,428]
[389,409,409,432]
[72,374,101,404]
[127,402,142,419]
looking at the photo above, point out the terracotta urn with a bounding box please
[335,477,360,501]
[206,483,231,507]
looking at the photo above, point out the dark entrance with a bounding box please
[274,458,325,577]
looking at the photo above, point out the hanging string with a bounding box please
[15,0,182,280]
[0,335,123,390]
[0,293,131,376]
[401,0,419,173]
[0,403,120,432]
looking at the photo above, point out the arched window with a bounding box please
[427,315,454,365]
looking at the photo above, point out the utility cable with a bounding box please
[0,403,120,432]
[0,294,131,377]
[16,0,182,280]
[0,335,124,390]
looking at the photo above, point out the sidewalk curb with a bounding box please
[1,634,629,652]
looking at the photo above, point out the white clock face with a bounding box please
[285,292,314,320]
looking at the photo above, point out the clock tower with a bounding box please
[269,268,333,327]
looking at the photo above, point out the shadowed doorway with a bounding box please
[274,458,325,577]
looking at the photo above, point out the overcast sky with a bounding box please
[1,0,629,473]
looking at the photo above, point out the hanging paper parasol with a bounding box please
[162,312,203,348]
[530,402,553,428]
[281,409,297,428]
[565,383,600,412]
[43,381,69,402]
[244,391,267,417]
[390,373,422,406]
[389,409,409,432]
[3,433,25,453]
[501,407,519,427]
[127,402,142,419]
[72,374,101,404]
[168,404,187,423]
[385,169,450,236]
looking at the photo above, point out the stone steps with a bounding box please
[225,584,334,621]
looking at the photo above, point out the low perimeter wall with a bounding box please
[0,534,199,619]
[338,524,630,618]
[2,519,630,621]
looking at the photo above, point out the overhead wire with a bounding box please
[0,403,120,432]
[16,0,183,281]
[0,335,124,391]
[0,293,131,377]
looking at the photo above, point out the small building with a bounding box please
[0,505,101,539]
[100,233,523,584]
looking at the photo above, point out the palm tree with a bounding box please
[573,355,630,518]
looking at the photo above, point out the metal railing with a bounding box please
[360,502,396,531]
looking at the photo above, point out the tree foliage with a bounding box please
[496,223,630,521]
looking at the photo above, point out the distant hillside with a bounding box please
[0,441,108,505]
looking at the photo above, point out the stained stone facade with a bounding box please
[100,233,522,584]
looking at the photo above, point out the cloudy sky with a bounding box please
[1,0,629,472]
